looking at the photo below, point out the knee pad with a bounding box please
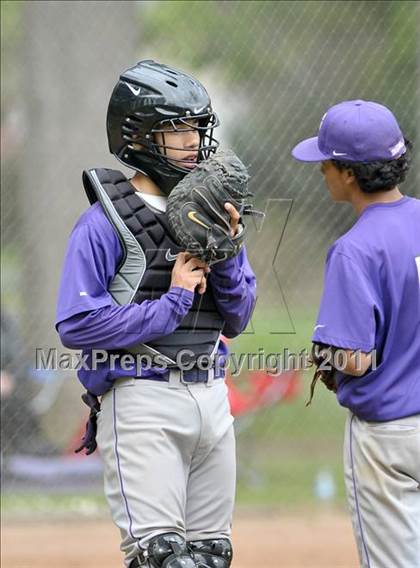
[132,533,196,568]
[188,538,233,568]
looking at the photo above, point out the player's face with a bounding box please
[154,119,200,170]
[320,160,352,202]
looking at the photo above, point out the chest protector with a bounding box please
[82,168,224,367]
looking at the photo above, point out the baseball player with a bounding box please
[56,60,256,567]
[292,100,420,567]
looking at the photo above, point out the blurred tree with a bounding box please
[17,1,138,352]
[140,0,419,306]
[141,1,418,162]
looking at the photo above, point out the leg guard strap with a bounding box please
[188,538,233,568]
[130,533,196,568]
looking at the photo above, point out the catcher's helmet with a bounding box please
[107,60,219,195]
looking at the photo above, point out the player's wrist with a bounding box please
[168,285,195,298]
[170,279,194,293]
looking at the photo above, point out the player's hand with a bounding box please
[170,252,210,295]
[224,202,241,237]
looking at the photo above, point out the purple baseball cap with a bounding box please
[292,100,406,163]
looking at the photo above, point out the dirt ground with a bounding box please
[3,511,359,568]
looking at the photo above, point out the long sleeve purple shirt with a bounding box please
[56,202,256,395]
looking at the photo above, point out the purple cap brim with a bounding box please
[291,136,330,162]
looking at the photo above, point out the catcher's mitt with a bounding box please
[306,342,338,406]
[167,149,263,264]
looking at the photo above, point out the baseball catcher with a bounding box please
[56,60,257,568]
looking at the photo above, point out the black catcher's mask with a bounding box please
[107,60,220,195]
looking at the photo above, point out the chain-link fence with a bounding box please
[2,0,419,527]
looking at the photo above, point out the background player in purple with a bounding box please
[56,60,256,568]
[292,100,420,567]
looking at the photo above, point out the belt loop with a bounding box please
[206,367,215,388]
[169,368,182,388]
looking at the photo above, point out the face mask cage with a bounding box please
[122,111,220,173]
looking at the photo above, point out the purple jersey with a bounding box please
[56,202,256,395]
[313,196,420,421]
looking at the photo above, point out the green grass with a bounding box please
[234,386,347,507]
[230,311,348,507]
[2,493,108,518]
[232,308,317,352]
[236,455,347,507]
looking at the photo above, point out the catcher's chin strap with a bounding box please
[75,391,101,455]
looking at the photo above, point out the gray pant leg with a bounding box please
[185,425,236,542]
[185,380,236,542]
[344,412,420,568]
[96,379,201,567]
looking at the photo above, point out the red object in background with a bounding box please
[226,369,301,417]
[221,336,301,417]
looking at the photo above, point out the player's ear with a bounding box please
[344,167,356,185]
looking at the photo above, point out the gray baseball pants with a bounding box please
[96,372,235,567]
[344,412,420,568]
